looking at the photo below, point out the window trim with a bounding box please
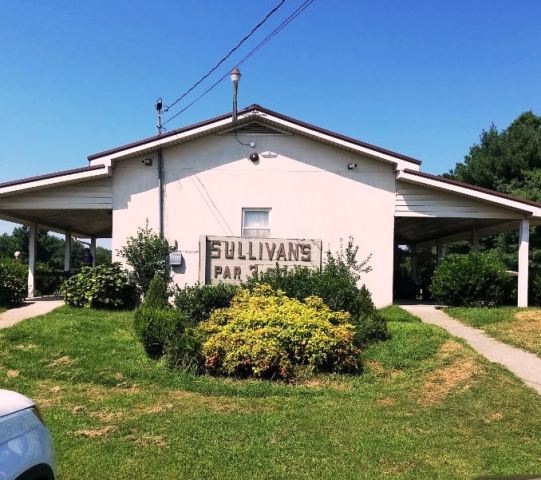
[241,207,271,238]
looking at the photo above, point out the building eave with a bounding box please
[87,104,423,169]
[397,169,541,217]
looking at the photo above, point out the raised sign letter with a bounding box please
[210,240,221,259]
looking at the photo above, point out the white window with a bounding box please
[242,208,270,238]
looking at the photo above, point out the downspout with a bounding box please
[156,98,165,239]
[158,147,164,238]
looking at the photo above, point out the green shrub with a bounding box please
[164,325,204,373]
[117,222,171,295]
[134,306,186,358]
[431,252,510,306]
[144,273,169,308]
[198,285,362,379]
[0,260,27,307]
[35,263,66,296]
[174,282,238,325]
[60,263,137,309]
[244,240,388,345]
[529,274,541,306]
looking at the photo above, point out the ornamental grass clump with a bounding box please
[198,285,362,379]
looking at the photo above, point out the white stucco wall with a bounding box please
[112,132,396,307]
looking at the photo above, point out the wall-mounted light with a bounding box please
[142,158,153,167]
[348,163,358,170]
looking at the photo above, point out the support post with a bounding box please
[90,237,97,267]
[436,240,443,264]
[518,218,530,307]
[410,244,418,284]
[28,222,37,298]
[64,231,72,272]
[471,228,480,251]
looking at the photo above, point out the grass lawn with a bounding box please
[1,305,540,479]
[445,306,541,357]
[0,307,5,314]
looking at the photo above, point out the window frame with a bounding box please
[241,207,271,238]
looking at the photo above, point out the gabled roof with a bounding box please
[397,168,541,216]
[87,104,423,167]
[0,164,111,197]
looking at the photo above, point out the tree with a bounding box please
[446,111,541,274]
[0,226,112,268]
[117,223,171,295]
[448,111,541,198]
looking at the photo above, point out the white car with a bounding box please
[0,390,56,480]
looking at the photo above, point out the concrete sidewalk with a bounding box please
[0,297,64,329]
[401,304,541,395]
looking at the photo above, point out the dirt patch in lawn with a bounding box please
[376,397,396,407]
[90,410,128,423]
[166,390,273,414]
[14,343,38,351]
[418,342,484,406]
[498,311,541,354]
[74,426,116,438]
[48,355,76,368]
[126,431,167,448]
[297,378,352,391]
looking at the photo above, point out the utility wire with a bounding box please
[164,0,286,113]
[162,0,314,126]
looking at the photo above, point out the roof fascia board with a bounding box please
[0,166,111,197]
[397,170,540,215]
[88,115,242,166]
[253,110,420,171]
[89,108,420,170]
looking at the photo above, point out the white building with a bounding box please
[1,104,540,307]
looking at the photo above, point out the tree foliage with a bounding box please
[449,111,541,199]
[118,223,171,295]
[446,111,541,277]
[0,226,111,268]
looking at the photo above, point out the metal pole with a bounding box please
[158,148,164,238]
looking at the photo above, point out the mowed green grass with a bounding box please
[1,305,540,479]
[445,306,541,357]
[0,307,6,314]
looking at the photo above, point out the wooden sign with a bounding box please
[199,235,322,284]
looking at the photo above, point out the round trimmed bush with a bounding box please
[431,252,510,306]
[198,285,362,379]
[60,263,137,309]
[0,260,27,307]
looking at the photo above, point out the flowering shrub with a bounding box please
[244,239,388,345]
[198,285,362,379]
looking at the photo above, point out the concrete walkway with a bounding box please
[401,304,541,395]
[0,297,64,329]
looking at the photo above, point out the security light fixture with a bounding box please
[230,67,241,122]
[142,158,153,167]
[348,163,358,170]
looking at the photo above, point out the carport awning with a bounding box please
[0,208,112,237]
[0,165,112,238]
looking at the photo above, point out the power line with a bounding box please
[163,0,286,113]
[162,0,314,126]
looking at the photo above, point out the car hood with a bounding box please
[0,389,35,417]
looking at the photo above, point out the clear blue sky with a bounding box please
[1,0,540,237]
